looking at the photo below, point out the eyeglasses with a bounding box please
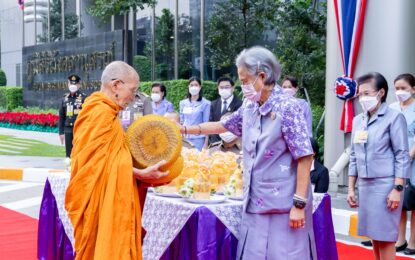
[112,78,137,96]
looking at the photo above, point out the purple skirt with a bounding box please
[358,176,403,242]
[236,195,316,259]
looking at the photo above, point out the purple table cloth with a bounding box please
[38,177,338,260]
[38,180,74,260]
[160,206,238,260]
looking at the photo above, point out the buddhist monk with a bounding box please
[65,61,167,260]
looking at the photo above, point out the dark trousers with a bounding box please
[64,132,74,157]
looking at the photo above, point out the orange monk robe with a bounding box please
[65,92,144,260]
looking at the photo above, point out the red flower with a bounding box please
[0,112,59,127]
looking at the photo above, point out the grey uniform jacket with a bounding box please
[349,103,410,179]
[120,92,153,130]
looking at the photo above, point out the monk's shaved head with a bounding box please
[101,61,139,90]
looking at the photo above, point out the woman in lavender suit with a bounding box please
[347,72,410,260]
[181,46,316,259]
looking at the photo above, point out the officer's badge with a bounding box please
[71,76,76,81]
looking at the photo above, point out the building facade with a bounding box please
[1,0,277,87]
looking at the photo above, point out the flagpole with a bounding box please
[61,0,65,40]
[34,0,37,45]
[22,2,25,47]
[48,0,50,42]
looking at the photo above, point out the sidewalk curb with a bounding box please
[0,167,65,183]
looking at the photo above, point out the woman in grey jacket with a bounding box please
[347,72,410,260]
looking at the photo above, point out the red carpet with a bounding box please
[0,206,38,260]
[2,206,415,260]
[337,241,413,260]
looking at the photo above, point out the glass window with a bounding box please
[178,0,200,79]
[154,1,175,80]
[136,6,153,81]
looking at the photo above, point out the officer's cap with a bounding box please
[68,74,81,84]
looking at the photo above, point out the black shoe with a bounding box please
[404,247,415,255]
[361,240,372,247]
[396,241,408,252]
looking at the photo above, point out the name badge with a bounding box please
[122,110,131,123]
[354,130,368,144]
[183,106,193,114]
[66,105,73,117]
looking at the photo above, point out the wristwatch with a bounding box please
[293,199,307,209]
[394,184,404,192]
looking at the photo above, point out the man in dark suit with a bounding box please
[310,137,329,193]
[209,76,243,144]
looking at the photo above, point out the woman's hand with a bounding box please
[289,207,305,229]
[133,160,169,181]
[347,189,358,208]
[387,189,401,211]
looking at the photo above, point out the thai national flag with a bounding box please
[333,0,367,133]
[18,0,24,10]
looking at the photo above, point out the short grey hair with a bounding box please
[101,61,139,84]
[235,46,281,85]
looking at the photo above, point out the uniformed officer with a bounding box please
[208,132,242,155]
[59,74,87,157]
[119,91,152,130]
[208,112,242,155]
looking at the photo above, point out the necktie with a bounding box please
[222,100,227,114]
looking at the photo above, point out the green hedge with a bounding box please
[133,55,151,82]
[140,79,218,110]
[0,122,58,133]
[12,106,59,115]
[0,87,23,110]
[0,69,6,86]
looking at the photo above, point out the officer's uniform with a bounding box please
[120,92,153,130]
[208,140,242,155]
[58,75,86,157]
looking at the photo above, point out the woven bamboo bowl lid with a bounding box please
[126,114,183,185]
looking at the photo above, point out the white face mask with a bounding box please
[189,86,201,96]
[151,93,161,102]
[282,88,297,96]
[359,93,379,112]
[219,89,232,99]
[68,84,78,93]
[219,131,238,143]
[395,90,412,102]
[241,76,261,102]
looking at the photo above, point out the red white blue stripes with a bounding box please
[333,0,367,133]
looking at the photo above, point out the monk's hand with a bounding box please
[133,160,169,181]
[289,206,305,229]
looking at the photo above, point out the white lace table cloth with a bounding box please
[47,173,75,249]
